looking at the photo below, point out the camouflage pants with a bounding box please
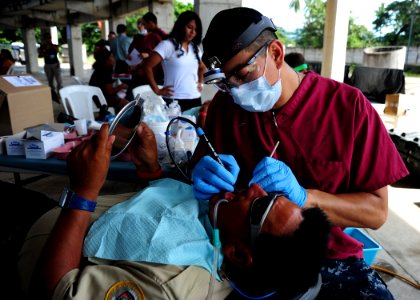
[317,258,394,299]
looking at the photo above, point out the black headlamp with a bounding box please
[203,56,225,85]
[203,14,276,86]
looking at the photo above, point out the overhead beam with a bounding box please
[28,10,68,24]
[66,0,110,19]
[110,0,148,17]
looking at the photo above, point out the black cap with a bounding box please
[202,7,276,67]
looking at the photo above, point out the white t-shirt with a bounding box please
[154,39,202,100]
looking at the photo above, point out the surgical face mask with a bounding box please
[230,49,281,112]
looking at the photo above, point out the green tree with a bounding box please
[174,0,194,19]
[81,23,102,55]
[295,0,326,48]
[373,0,420,46]
[125,9,148,36]
[276,27,296,47]
[289,0,304,12]
[294,0,377,48]
[347,17,377,48]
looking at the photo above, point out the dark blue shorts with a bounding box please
[317,258,394,299]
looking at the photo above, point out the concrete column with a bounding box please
[149,0,173,34]
[321,0,349,82]
[99,20,110,40]
[195,0,242,37]
[111,16,126,32]
[66,24,84,77]
[22,28,39,73]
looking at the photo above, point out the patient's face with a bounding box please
[209,184,303,247]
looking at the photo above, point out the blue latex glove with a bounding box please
[249,157,307,207]
[192,154,240,201]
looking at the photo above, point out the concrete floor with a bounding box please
[2,63,420,298]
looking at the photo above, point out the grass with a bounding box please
[405,65,420,77]
[405,72,420,78]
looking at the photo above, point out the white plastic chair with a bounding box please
[132,84,164,104]
[6,63,15,75]
[72,76,85,85]
[59,85,115,120]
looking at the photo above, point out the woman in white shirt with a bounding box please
[143,11,206,112]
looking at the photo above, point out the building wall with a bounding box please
[286,46,420,66]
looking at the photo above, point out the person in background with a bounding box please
[128,18,147,56]
[125,17,151,93]
[0,49,16,75]
[89,48,129,114]
[284,52,309,73]
[140,12,168,58]
[107,31,116,44]
[197,100,211,129]
[93,39,110,57]
[38,32,62,102]
[143,11,206,112]
[24,122,332,299]
[110,24,132,74]
[191,7,408,299]
[127,12,168,96]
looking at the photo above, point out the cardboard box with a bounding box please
[384,94,415,116]
[4,131,27,156]
[24,130,65,159]
[0,75,54,136]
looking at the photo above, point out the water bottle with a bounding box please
[166,100,182,136]
[166,100,181,120]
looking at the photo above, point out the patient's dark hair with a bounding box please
[225,207,331,299]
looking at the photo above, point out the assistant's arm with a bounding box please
[197,60,206,92]
[143,52,173,97]
[33,124,114,298]
[306,187,388,229]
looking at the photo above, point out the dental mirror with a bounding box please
[108,95,144,160]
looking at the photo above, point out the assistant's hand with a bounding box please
[156,85,174,97]
[67,123,115,200]
[192,154,240,201]
[128,122,161,174]
[250,157,307,207]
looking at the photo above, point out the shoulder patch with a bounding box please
[105,280,145,300]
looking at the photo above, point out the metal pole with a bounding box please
[406,13,414,67]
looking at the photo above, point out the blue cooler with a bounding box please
[344,227,382,265]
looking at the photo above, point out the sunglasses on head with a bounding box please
[249,193,280,248]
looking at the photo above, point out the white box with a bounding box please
[25,123,65,134]
[4,131,27,155]
[0,136,6,155]
[24,130,65,159]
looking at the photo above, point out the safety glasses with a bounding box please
[215,41,270,93]
[249,193,279,248]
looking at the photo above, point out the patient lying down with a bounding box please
[20,123,331,300]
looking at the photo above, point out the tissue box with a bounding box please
[344,227,382,265]
[24,130,65,159]
[4,131,27,156]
